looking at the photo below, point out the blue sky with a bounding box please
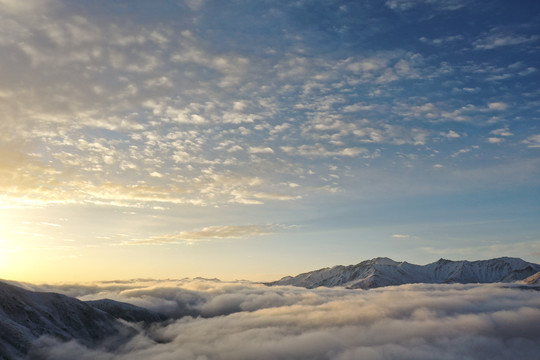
[1,0,539,282]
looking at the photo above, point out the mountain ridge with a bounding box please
[0,281,168,360]
[85,299,168,324]
[267,257,540,289]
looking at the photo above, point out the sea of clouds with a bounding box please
[22,279,540,359]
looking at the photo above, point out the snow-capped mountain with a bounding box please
[0,281,161,359]
[267,257,540,289]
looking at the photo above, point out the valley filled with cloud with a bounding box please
[21,279,540,359]
[1,0,540,283]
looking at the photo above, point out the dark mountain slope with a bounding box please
[0,281,134,360]
[85,299,168,324]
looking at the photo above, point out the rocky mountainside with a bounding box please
[268,257,540,289]
[0,281,166,359]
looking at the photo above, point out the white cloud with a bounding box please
[27,281,540,360]
[281,144,367,158]
[233,101,248,112]
[451,145,479,158]
[488,102,508,111]
[227,145,244,152]
[270,123,292,134]
[222,112,261,124]
[342,103,376,112]
[128,225,279,245]
[190,114,207,124]
[185,0,205,11]
[385,0,466,11]
[346,58,387,73]
[523,134,540,148]
[0,0,53,14]
[474,33,540,50]
[490,128,513,137]
[249,146,275,154]
[419,35,463,45]
[252,192,302,201]
[340,147,366,156]
[442,130,460,138]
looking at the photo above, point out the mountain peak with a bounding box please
[268,257,540,290]
[370,257,399,266]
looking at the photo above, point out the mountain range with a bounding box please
[0,281,164,360]
[267,257,540,289]
[1,256,540,358]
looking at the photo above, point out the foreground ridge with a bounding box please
[267,257,540,289]
[0,281,166,359]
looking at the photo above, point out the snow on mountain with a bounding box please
[0,281,136,359]
[521,272,540,285]
[267,257,540,289]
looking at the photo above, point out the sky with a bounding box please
[1,0,540,282]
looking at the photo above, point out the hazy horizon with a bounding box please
[3,254,540,285]
[1,0,540,283]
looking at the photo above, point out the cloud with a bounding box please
[346,59,387,73]
[281,144,367,158]
[385,0,466,11]
[27,280,540,359]
[488,102,508,111]
[474,33,540,50]
[0,145,73,208]
[419,35,463,45]
[391,234,410,238]
[0,0,53,13]
[451,145,479,158]
[523,134,540,148]
[252,192,302,201]
[490,128,513,137]
[2,0,537,215]
[127,225,280,245]
[440,130,461,139]
[248,146,275,154]
[185,0,205,11]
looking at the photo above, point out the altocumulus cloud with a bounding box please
[27,280,540,360]
[125,224,281,245]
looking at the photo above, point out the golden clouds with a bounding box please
[127,224,280,245]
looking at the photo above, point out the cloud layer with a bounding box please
[26,280,540,360]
